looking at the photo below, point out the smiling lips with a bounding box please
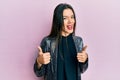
[67,25,73,30]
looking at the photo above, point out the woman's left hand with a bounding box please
[77,45,88,63]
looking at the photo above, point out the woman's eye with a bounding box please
[71,16,74,19]
[63,17,67,20]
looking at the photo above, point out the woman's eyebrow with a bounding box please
[63,15,74,17]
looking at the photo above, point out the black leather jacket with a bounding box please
[34,35,88,80]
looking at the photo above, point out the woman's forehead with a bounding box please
[63,9,74,16]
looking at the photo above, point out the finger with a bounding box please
[78,57,84,62]
[77,53,84,56]
[77,55,84,59]
[44,60,50,64]
[77,55,82,58]
[77,53,86,58]
[38,46,43,54]
[78,57,86,62]
[79,60,84,63]
[44,52,50,56]
[45,57,51,61]
[43,58,51,64]
[43,54,51,58]
[82,45,88,51]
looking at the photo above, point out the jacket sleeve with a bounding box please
[79,58,88,73]
[34,60,46,77]
[77,37,88,73]
[33,37,48,77]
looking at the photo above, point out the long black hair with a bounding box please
[48,3,76,38]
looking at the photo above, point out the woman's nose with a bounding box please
[68,18,72,23]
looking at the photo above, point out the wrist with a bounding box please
[37,57,42,67]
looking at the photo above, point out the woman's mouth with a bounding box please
[67,25,73,30]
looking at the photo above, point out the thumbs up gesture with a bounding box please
[77,45,88,63]
[37,46,51,65]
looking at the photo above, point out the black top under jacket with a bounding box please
[57,34,78,80]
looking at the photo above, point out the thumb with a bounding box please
[38,46,43,55]
[82,45,87,51]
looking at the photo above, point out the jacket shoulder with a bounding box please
[73,36,83,41]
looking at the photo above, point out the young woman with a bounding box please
[34,3,88,80]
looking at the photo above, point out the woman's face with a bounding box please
[61,8,75,36]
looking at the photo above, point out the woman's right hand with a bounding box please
[37,46,51,65]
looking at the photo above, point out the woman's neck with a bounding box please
[61,32,71,37]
